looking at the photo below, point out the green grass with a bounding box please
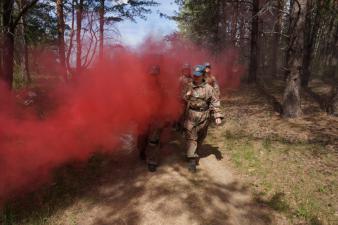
[220,131,337,225]
[267,192,289,212]
[262,138,272,152]
[224,136,261,173]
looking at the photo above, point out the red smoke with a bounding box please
[0,38,244,205]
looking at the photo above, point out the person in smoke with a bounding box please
[183,65,224,172]
[173,63,192,132]
[137,65,166,172]
[179,63,192,90]
[204,62,220,97]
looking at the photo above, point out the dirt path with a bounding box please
[6,84,336,225]
[48,128,289,225]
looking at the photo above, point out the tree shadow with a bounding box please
[1,132,279,225]
[89,154,274,225]
[198,144,223,160]
[256,80,283,114]
[254,192,290,213]
[234,81,338,153]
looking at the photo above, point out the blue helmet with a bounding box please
[204,62,211,68]
[193,65,205,77]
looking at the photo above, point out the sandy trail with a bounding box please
[50,129,288,225]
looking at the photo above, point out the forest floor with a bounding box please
[1,80,337,225]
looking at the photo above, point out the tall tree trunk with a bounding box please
[1,0,37,89]
[56,0,67,81]
[76,0,83,75]
[283,0,294,80]
[239,17,245,50]
[23,40,31,83]
[282,62,302,117]
[326,20,338,79]
[231,1,239,46]
[301,0,319,87]
[23,15,31,83]
[211,0,221,54]
[259,18,265,75]
[331,81,338,116]
[282,0,307,118]
[0,0,3,77]
[327,22,338,115]
[2,0,15,90]
[19,0,31,84]
[66,0,75,75]
[271,0,283,77]
[99,0,104,59]
[248,0,259,83]
[323,17,335,71]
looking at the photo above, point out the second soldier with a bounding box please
[183,65,224,172]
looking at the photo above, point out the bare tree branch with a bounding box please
[12,0,39,29]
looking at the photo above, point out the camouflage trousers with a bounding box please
[173,111,186,132]
[137,124,164,165]
[184,119,209,159]
[137,130,148,158]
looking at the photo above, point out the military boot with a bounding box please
[188,158,197,173]
[147,163,157,172]
[196,157,200,165]
[139,149,146,161]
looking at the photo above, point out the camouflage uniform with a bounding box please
[137,65,166,171]
[175,74,193,131]
[137,125,150,160]
[137,119,164,165]
[179,75,193,97]
[179,63,193,98]
[204,73,220,97]
[144,121,165,165]
[183,81,223,160]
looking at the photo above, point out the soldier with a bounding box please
[137,65,165,172]
[179,63,192,93]
[144,122,164,172]
[183,65,223,172]
[137,124,149,161]
[174,63,192,132]
[204,62,220,96]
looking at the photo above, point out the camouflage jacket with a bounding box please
[184,81,223,128]
[179,74,192,99]
[205,73,220,97]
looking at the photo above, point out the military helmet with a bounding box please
[149,65,160,75]
[193,65,205,77]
